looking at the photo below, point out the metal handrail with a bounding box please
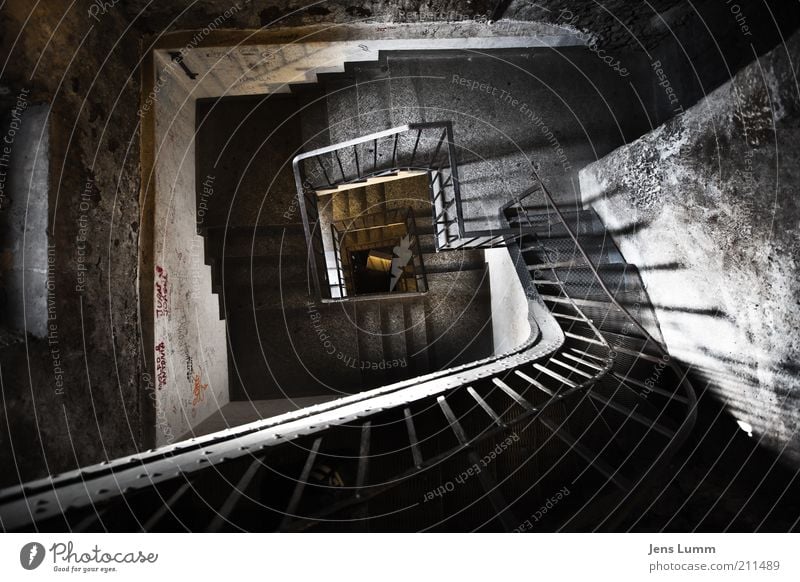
[329,206,428,297]
[293,122,461,298]
[0,122,698,533]
[505,178,698,531]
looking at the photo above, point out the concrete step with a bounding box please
[421,247,485,274]
[331,191,350,223]
[204,225,308,261]
[380,301,409,384]
[213,255,309,294]
[347,187,367,217]
[508,208,609,237]
[542,293,661,342]
[535,264,643,298]
[225,303,361,401]
[403,300,432,375]
[364,183,386,213]
[295,85,331,152]
[195,96,303,228]
[383,173,432,216]
[353,65,393,134]
[220,284,315,314]
[325,78,361,144]
[354,301,386,388]
[520,235,624,271]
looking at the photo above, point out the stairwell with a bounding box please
[193,89,496,432]
[0,44,698,532]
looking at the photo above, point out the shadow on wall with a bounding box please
[632,358,800,532]
[579,27,800,469]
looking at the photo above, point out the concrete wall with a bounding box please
[0,1,146,485]
[0,102,49,339]
[152,54,229,445]
[580,29,800,465]
[485,247,531,354]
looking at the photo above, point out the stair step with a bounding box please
[533,264,642,292]
[522,234,624,266]
[347,188,367,217]
[403,300,431,376]
[355,302,386,387]
[383,174,431,216]
[507,208,608,236]
[212,255,308,291]
[421,248,485,274]
[538,416,632,491]
[380,301,409,383]
[364,183,386,212]
[587,392,676,438]
[528,260,588,271]
[203,225,308,260]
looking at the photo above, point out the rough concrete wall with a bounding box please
[118,0,796,58]
[505,0,799,51]
[486,247,530,354]
[580,29,800,465]
[123,0,500,30]
[0,0,144,485]
[153,55,229,445]
[506,1,800,131]
[0,104,49,339]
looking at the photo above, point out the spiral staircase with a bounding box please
[0,116,697,532]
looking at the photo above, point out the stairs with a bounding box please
[507,206,665,343]
[195,83,496,401]
[0,47,698,533]
[0,184,697,533]
[199,208,492,402]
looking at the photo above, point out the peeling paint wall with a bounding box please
[580,29,800,464]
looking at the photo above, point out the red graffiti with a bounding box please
[155,265,169,317]
[155,341,167,390]
[192,373,208,407]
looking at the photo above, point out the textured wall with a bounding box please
[580,28,800,464]
[0,0,144,485]
[152,55,230,445]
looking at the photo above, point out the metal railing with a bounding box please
[293,122,462,299]
[0,122,698,533]
[329,207,429,299]
[499,173,698,531]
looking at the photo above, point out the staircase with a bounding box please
[0,184,696,531]
[203,223,493,400]
[0,51,697,533]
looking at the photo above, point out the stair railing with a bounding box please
[501,176,698,531]
[329,207,429,299]
[293,122,462,299]
[329,222,347,299]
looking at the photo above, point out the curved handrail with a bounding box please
[0,122,696,532]
[506,177,698,531]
